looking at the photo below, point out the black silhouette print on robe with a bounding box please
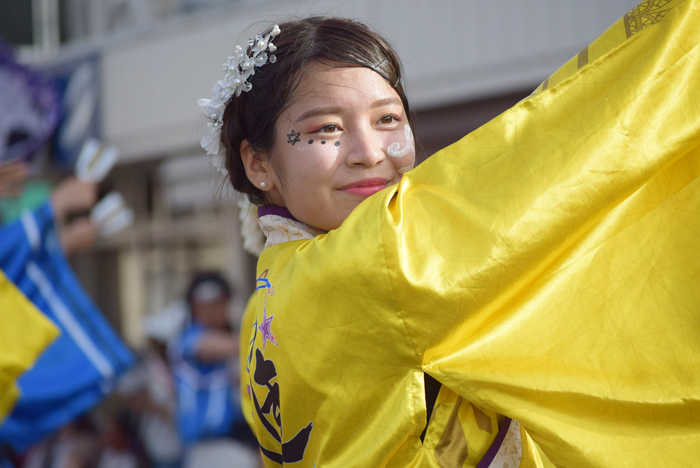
[251,348,313,464]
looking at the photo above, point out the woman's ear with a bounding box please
[240,139,273,191]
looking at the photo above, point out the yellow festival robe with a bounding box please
[241,0,700,466]
[0,271,58,423]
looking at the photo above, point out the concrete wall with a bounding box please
[100,0,640,163]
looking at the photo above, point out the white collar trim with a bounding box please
[258,214,326,249]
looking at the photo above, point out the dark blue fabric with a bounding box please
[0,203,133,451]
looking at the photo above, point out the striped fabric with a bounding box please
[0,203,133,451]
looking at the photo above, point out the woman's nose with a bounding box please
[345,128,386,168]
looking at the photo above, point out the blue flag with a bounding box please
[0,203,133,451]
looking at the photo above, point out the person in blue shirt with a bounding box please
[169,272,257,468]
[0,169,134,457]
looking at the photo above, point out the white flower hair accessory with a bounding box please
[197,24,281,160]
[197,25,280,256]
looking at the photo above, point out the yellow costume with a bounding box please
[241,0,700,466]
[0,271,58,423]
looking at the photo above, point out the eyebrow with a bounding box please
[294,97,403,123]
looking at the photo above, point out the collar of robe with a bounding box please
[257,205,326,250]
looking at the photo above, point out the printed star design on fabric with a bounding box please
[258,309,278,351]
[287,130,301,145]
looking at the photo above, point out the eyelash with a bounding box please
[310,114,402,134]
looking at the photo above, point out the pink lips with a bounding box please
[338,178,390,197]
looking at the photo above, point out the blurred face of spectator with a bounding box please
[192,298,230,330]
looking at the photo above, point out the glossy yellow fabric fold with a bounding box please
[242,0,700,466]
[0,270,58,423]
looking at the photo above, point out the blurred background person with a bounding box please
[0,169,133,462]
[0,17,135,459]
[95,409,144,468]
[51,176,99,254]
[119,301,186,468]
[0,161,98,256]
[168,272,257,468]
[22,417,102,468]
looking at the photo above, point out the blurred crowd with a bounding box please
[0,160,98,255]
[0,159,259,467]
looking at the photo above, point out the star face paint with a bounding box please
[287,130,301,145]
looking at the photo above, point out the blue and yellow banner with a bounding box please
[0,271,57,424]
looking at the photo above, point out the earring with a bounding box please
[260,182,267,188]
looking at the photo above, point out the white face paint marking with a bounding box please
[387,124,415,158]
[386,124,415,174]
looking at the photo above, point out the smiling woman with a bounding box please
[202,18,544,467]
[215,17,412,212]
[241,63,413,231]
[199,7,700,468]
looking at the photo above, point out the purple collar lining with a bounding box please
[257,205,299,222]
[476,417,513,468]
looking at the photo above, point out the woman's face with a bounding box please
[258,63,415,231]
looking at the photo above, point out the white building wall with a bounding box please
[100,0,640,163]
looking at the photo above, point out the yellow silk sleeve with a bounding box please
[0,270,59,423]
[377,0,700,466]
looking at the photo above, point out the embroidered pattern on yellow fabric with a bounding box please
[489,420,523,468]
[624,0,675,37]
[531,0,683,96]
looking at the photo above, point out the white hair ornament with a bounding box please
[198,24,281,161]
[198,25,280,256]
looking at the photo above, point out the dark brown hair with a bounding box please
[220,16,411,205]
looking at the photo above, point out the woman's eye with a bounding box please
[379,115,399,125]
[318,124,338,133]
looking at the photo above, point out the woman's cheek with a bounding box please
[293,135,342,153]
[384,124,415,173]
[292,136,342,181]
